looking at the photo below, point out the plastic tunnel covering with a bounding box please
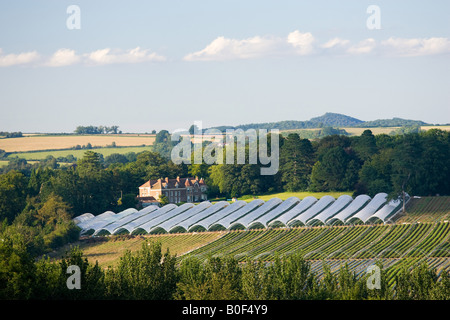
[365,198,404,224]
[326,194,371,225]
[287,196,335,227]
[208,199,264,231]
[76,211,115,231]
[247,197,300,229]
[169,201,229,233]
[306,195,353,226]
[229,198,282,230]
[130,203,195,235]
[346,193,388,224]
[93,205,159,236]
[72,213,95,225]
[148,201,212,234]
[267,197,317,228]
[81,208,137,235]
[188,200,247,232]
[113,204,177,235]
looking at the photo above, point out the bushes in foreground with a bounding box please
[1,238,449,300]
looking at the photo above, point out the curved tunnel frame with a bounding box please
[73,193,403,236]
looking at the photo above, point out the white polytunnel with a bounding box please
[81,208,137,235]
[148,201,212,234]
[113,204,177,235]
[366,197,405,224]
[169,201,230,233]
[188,200,247,232]
[208,199,264,231]
[287,195,335,227]
[247,197,301,229]
[326,194,371,225]
[77,210,115,231]
[306,195,353,226]
[346,193,388,224]
[72,193,399,236]
[228,198,283,230]
[130,203,195,235]
[268,196,318,228]
[93,205,159,236]
[72,213,95,225]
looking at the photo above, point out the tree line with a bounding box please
[0,131,23,138]
[203,128,450,199]
[74,125,121,135]
[1,239,449,300]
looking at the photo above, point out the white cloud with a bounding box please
[184,31,384,61]
[45,48,81,67]
[0,47,166,67]
[85,47,166,65]
[287,31,315,55]
[184,31,317,61]
[381,37,450,57]
[2,35,449,68]
[0,49,40,67]
[321,37,350,49]
[347,38,377,55]
[183,35,283,61]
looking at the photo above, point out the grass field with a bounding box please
[237,191,353,202]
[0,159,41,167]
[0,134,155,153]
[396,196,450,224]
[7,145,154,161]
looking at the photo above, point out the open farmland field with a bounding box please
[49,232,224,268]
[0,134,155,153]
[182,222,450,262]
[0,159,41,167]
[395,196,450,224]
[7,145,154,161]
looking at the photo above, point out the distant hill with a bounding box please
[356,117,429,128]
[308,112,364,127]
[207,113,432,132]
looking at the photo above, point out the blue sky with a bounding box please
[0,0,449,133]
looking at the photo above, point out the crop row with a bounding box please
[397,196,450,224]
[405,222,450,257]
[184,222,450,262]
[302,257,450,285]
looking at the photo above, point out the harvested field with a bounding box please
[0,134,155,152]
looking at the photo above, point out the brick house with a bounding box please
[138,177,207,207]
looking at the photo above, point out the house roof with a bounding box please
[139,177,206,190]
